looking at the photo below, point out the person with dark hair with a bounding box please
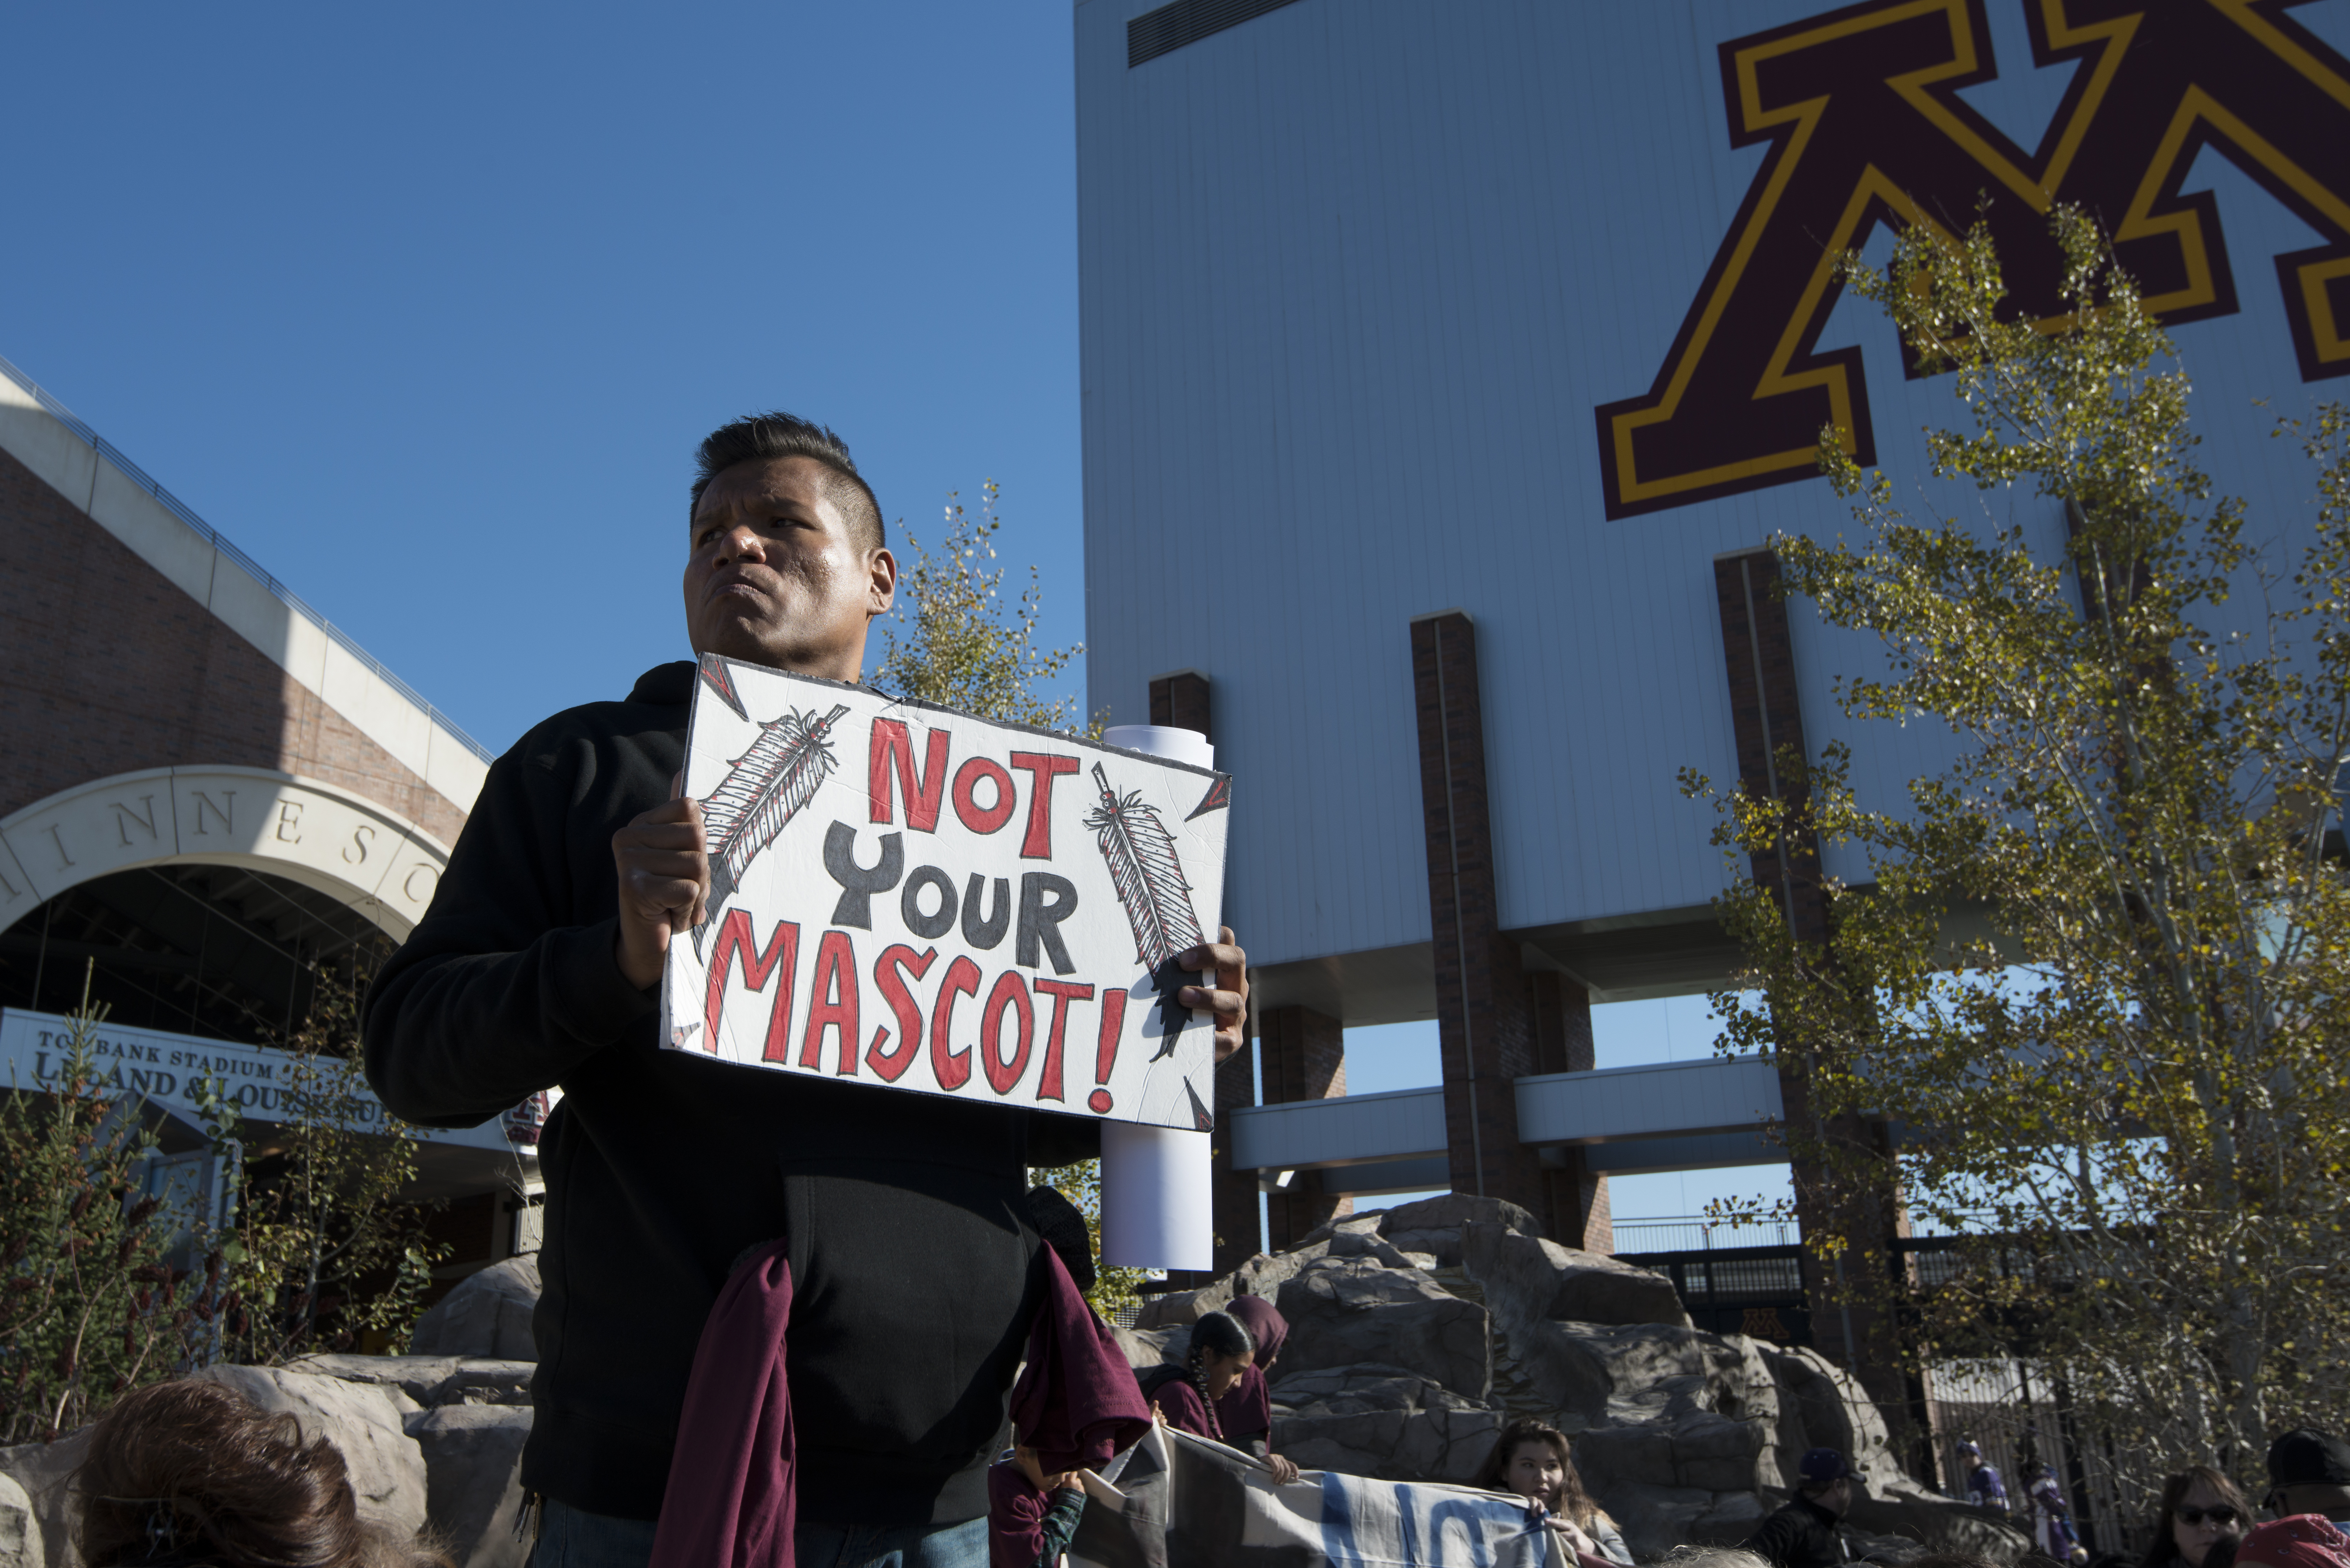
[2140,1467,2251,1568]
[1023,1186,1097,1297]
[1743,1448,1857,1568]
[1215,1294,1300,1483]
[2264,1431,2350,1529]
[1138,1310,1255,1443]
[1473,1418,1631,1566]
[75,1378,450,1568]
[364,410,1253,1568]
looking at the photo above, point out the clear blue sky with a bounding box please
[1,4,1092,754]
[4,7,1783,1223]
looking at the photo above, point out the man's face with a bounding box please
[1818,1477,1852,1517]
[684,455,895,679]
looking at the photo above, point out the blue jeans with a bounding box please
[527,1500,988,1568]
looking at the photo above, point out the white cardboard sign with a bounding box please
[660,656,1230,1131]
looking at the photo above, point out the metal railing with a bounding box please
[0,351,495,766]
[1610,1213,1803,1252]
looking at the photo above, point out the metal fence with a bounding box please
[0,351,496,766]
[1928,1357,2143,1559]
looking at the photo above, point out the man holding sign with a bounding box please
[364,413,1248,1568]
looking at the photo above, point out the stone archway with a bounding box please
[0,766,452,942]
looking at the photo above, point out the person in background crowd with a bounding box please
[2235,1517,2350,1568]
[76,1378,451,1568]
[2026,1461,2087,1564]
[1743,1447,1855,1568]
[2264,1431,2350,1529]
[1217,1294,1301,1484]
[1472,1418,1632,1566]
[1138,1310,1254,1444]
[2139,1467,2251,1568]
[987,1446,1087,1568]
[1958,1442,2009,1513]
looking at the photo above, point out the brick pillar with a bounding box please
[1147,669,1262,1279]
[1259,1004,1352,1249]
[1409,610,1549,1221]
[1713,549,1917,1440]
[1530,968,1613,1253]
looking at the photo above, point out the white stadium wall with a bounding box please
[1076,0,2350,1017]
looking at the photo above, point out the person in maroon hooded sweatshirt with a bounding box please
[1217,1294,1300,1483]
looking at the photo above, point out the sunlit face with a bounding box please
[2173,1478,2243,1567]
[683,456,894,680]
[1505,1440,1565,1507]
[1200,1349,1253,1402]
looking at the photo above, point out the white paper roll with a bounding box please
[1104,723,1214,770]
[1096,723,1218,1272]
[1100,1120,1214,1272]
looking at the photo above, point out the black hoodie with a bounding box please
[363,661,1099,1524]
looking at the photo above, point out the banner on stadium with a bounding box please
[662,655,1230,1131]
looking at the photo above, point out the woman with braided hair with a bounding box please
[1137,1310,1255,1447]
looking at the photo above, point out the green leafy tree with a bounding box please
[0,971,222,1441]
[214,968,444,1364]
[874,479,1096,735]
[873,480,1145,1316]
[1687,206,2350,1490]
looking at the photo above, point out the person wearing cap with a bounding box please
[1743,1448,1855,1568]
[1958,1441,2009,1513]
[2266,1430,2350,1528]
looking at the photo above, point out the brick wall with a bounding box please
[0,445,468,848]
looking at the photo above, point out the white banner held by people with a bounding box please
[661,655,1231,1131]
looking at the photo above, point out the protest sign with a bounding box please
[661,655,1231,1131]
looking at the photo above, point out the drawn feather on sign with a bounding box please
[1085,761,1206,1058]
[691,702,851,956]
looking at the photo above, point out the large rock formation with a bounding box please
[411,1258,542,1361]
[1117,1198,2031,1566]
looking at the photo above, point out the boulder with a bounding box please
[1461,1223,1691,1332]
[1132,1228,1420,1329]
[1270,1363,1502,1484]
[191,1366,429,1539]
[1275,1257,1490,1403]
[1109,1322,1182,1371]
[0,1428,88,1568]
[411,1258,541,1361]
[1846,1476,2033,1563]
[1376,1194,1542,1267]
[284,1353,534,1413]
[410,1404,533,1568]
[0,1474,37,1568]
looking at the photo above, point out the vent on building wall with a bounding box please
[1127,0,1304,67]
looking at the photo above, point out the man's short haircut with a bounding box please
[690,411,885,553]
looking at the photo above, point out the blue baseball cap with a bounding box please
[1801,1448,1854,1485]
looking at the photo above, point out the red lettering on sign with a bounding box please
[1031,979,1095,1103]
[952,758,1017,835]
[981,969,1036,1095]
[868,944,936,1082]
[798,930,862,1076]
[1089,986,1127,1115]
[930,956,982,1090]
[869,719,950,832]
[703,909,799,1062]
[1008,752,1081,858]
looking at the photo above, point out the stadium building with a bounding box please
[0,355,538,1308]
[1075,0,2350,1422]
